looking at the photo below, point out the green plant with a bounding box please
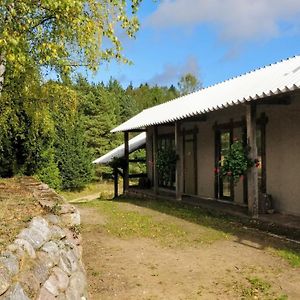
[220,139,254,184]
[156,147,176,187]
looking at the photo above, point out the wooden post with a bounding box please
[123,131,129,194]
[113,167,119,198]
[175,122,182,200]
[246,103,259,218]
[153,126,158,195]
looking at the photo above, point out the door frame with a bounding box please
[214,114,267,204]
[214,122,234,201]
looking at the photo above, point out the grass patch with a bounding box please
[241,276,271,299]
[80,199,229,247]
[60,181,115,201]
[275,248,300,267]
[238,276,288,300]
[120,197,240,236]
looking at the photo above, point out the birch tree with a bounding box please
[0,0,142,91]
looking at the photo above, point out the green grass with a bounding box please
[60,181,115,201]
[239,276,289,300]
[275,248,300,267]
[121,197,240,235]
[241,277,272,299]
[79,199,229,247]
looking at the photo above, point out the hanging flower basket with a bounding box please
[219,139,256,184]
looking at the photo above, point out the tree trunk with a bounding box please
[0,53,6,93]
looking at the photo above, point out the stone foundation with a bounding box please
[0,178,88,300]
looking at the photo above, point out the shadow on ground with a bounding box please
[104,196,300,258]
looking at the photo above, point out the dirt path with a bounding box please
[77,200,300,300]
[69,193,100,203]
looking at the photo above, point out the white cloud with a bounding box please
[149,56,200,86]
[146,0,300,42]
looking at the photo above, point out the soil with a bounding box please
[78,203,300,300]
[0,177,45,253]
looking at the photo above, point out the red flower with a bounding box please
[227,171,232,176]
[214,168,220,174]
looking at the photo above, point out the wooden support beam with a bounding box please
[257,95,292,105]
[113,168,118,198]
[117,169,123,177]
[153,126,158,195]
[128,158,147,163]
[246,103,259,218]
[123,132,129,194]
[125,129,145,132]
[128,173,147,179]
[182,114,207,123]
[175,122,182,200]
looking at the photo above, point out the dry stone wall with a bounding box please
[0,178,88,300]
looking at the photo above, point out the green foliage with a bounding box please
[0,0,142,81]
[178,73,201,95]
[156,147,177,186]
[220,139,254,184]
[126,83,179,112]
[35,148,62,190]
[56,119,93,190]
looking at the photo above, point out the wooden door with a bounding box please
[183,132,197,195]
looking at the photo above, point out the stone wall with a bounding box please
[0,178,88,300]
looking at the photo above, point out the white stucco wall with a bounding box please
[263,95,300,216]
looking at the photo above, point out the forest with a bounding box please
[0,70,194,190]
[0,0,200,191]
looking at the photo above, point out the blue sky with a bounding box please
[91,0,300,89]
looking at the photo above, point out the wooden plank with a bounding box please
[229,119,234,201]
[113,168,118,198]
[214,124,220,199]
[246,103,259,218]
[153,126,158,195]
[128,159,146,163]
[193,126,198,195]
[175,122,182,200]
[123,131,129,193]
[125,129,145,132]
[182,128,186,193]
[128,173,147,179]
[242,122,248,204]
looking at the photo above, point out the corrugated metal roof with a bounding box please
[112,56,300,132]
[92,132,146,164]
